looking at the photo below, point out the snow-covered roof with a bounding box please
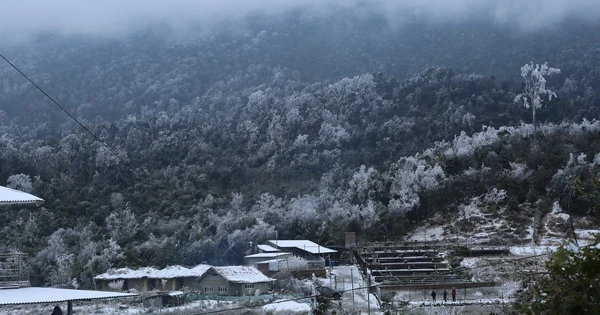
[188,264,212,276]
[212,266,274,283]
[268,240,337,254]
[256,259,286,264]
[257,244,280,252]
[94,264,211,280]
[0,186,44,206]
[152,265,208,278]
[0,287,135,305]
[245,252,291,259]
[94,268,136,280]
[94,267,160,280]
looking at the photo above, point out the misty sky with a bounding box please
[1,0,599,43]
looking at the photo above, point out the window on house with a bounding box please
[244,283,255,289]
[218,286,227,292]
[204,286,214,292]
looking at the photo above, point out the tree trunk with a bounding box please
[532,106,537,142]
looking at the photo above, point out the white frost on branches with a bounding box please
[6,173,33,193]
[484,188,508,204]
[431,120,600,162]
[388,155,446,214]
[514,62,560,110]
[347,165,379,202]
[508,162,531,181]
[444,128,500,157]
[514,62,560,139]
[108,279,124,291]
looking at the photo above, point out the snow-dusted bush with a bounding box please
[484,188,508,204]
[108,280,124,291]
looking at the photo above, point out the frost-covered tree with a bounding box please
[388,155,446,214]
[347,165,379,203]
[6,174,33,193]
[514,62,561,141]
[105,208,139,246]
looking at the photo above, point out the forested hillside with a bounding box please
[1,4,600,288]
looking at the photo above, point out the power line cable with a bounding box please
[0,53,143,178]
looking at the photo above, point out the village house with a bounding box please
[94,264,273,296]
[198,266,274,296]
[94,265,211,292]
[181,264,212,290]
[255,244,280,253]
[94,267,159,292]
[267,240,337,267]
[254,259,286,277]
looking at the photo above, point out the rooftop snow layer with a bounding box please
[245,252,291,258]
[0,287,135,305]
[0,186,44,206]
[213,266,274,283]
[94,264,211,280]
[267,240,337,254]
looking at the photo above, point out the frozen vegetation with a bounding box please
[0,0,599,313]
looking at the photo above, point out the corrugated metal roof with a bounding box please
[0,186,44,206]
[0,287,136,305]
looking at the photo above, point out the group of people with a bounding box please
[431,287,456,303]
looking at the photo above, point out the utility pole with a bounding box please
[367,264,371,314]
[351,269,355,309]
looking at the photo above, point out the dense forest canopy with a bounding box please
[1,1,600,288]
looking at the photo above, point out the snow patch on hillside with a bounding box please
[407,226,445,242]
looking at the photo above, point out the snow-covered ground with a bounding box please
[262,300,311,313]
[407,226,446,242]
[509,245,557,256]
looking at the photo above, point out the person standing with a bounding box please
[451,287,456,302]
[443,289,447,302]
[431,290,436,303]
[51,306,63,315]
